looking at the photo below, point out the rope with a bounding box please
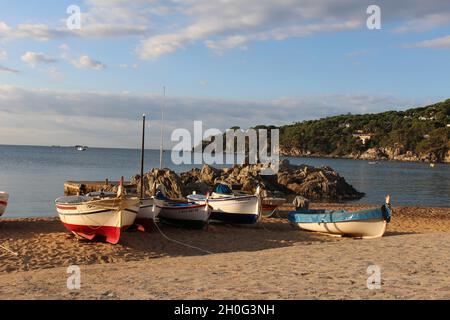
[153,221,214,255]
[0,244,19,256]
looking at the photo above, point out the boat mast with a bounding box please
[159,86,166,169]
[140,114,146,199]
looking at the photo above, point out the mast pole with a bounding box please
[140,114,146,199]
[159,86,166,169]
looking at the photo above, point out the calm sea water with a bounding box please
[0,145,449,217]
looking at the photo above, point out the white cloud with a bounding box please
[59,43,70,51]
[409,35,450,49]
[0,85,433,148]
[0,65,19,74]
[48,67,64,81]
[0,0,153,41]
[136,0,450,59]
[21,52,57,67]
[71,55,106,70]
[393,13,450,33]
[2,1,450,60]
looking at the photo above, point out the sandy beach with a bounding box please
[0,204,449,300]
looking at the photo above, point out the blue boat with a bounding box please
[288,197,392,239]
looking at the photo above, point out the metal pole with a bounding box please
[140,114,146,199]
[159,86,166,169]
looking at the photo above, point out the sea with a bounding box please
[0,145,449,217]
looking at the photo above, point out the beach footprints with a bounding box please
[67,265,81,290]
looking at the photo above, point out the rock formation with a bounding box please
[132,160,364,201]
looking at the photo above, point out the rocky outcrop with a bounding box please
[132,160,364,201]
[131,168,184,199]
[281,146,450,163]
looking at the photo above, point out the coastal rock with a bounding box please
[174,161,363,200]
[132,168,185,199]
[280,145,450,163]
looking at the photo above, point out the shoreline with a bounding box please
[1,204,449,299]
[282,153,450,164]
[4,202,450,219]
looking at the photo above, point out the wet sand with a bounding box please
[0,204,449,299]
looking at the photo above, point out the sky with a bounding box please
[0,0,449,148]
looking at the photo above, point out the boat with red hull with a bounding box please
[55,179,139,244]
[55,196,139,244]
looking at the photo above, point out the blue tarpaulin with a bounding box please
[288,206,391,223]
[213,184,233,195]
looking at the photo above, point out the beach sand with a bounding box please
[0,204,449,299]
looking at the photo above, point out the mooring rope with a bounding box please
[0,243,19,256]
[153,221,214,255]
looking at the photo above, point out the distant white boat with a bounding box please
[76,145,88,151]
[0,192,8,216]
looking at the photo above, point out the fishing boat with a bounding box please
[187,184,262,224]
[85,191,160,230]
[154,191,211,229]
[288,196,392,239]
[55,179,139,244]
[0,192,8,216]
[136,197,161,228]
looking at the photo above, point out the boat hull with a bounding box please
[134,198,161,230]
[156,201,210,229]
[288,205,391,239]
[293,219,387,239]
[188,194,260,224]
[55,197,138,244]
[210,211,259,224]
[0,192,8,217]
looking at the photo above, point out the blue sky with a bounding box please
[0,0,449,148]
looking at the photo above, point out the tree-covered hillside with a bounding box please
[278,99,450,162]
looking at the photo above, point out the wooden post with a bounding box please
[140,114,146,199]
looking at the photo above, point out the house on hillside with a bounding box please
[352,132,374,145]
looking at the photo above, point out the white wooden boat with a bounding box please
[154,192,210,229]
[55,180,139,244]
[0,192,8,217]
[136,197,161,228]
[187,184,261,224]
[86,191,161,230]
[288,196,392,239]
